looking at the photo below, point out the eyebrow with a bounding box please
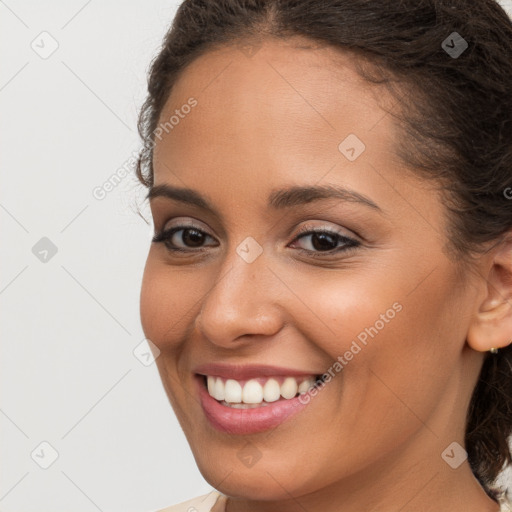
[146,183,384,215]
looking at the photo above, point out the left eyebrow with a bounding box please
[267,184,384,214]
[146,183,385,215]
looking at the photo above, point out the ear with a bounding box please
[466,233,512,353]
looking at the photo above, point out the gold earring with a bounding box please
[489,347,499,354]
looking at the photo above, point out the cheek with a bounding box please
[139,258,192,348]
[293,263,462,417]
[295,257,461,358]
[289,270,405,359]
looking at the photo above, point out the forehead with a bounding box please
[152,37,404,197]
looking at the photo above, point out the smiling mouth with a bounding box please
[198,373,323,408]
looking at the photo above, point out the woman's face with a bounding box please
[140,38,486,504]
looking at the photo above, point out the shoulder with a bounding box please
[153,491,225,512]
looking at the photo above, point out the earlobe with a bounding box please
[466,303,512,352]
[466,235,512,353]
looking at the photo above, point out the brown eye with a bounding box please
[152,226,217,251]
[173,228,207,248]
[289,228,361,258]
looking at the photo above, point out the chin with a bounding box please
[195,455,321,501]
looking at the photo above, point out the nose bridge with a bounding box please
[196,239,282,344]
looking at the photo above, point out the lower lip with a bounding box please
[195,375,314,435]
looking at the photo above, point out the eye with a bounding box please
[288,225,361,257]
[152,225,217,252]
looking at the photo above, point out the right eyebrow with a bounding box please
[146,184,213,211]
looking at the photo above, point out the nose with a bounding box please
[195,248,284,348]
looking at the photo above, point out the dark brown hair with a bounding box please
[135,0,512,503]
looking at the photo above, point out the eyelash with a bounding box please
[152,223,361,259]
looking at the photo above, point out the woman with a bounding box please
[135,1,512,511]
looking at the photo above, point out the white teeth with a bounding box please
[224,379,242,403]
[298,379,312,394]
[263,378,281,403]
[205,375,316,405]
[207,376,216,397]
[242,379,264,404]
[214,377,225,401]
[281,377,298,399]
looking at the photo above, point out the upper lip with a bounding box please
[193,363,321,380]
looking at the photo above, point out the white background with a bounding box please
[1,1,512,511]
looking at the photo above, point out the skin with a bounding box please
[140,36,512,512]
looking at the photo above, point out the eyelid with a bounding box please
[292,221,358,240]
[157,217,211,235]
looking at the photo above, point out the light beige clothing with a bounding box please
[156,491,227,512]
